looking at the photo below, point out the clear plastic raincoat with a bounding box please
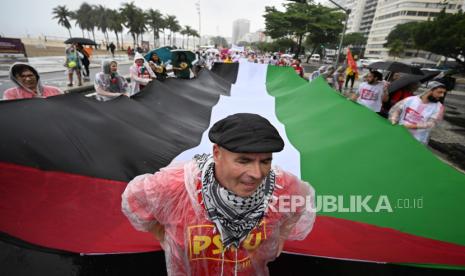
[3,63,63,100]
[122,158,315,276]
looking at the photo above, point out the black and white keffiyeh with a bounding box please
[194,153,275,249]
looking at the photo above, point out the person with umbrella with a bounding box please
[76,43,91,82]
[389,81,445,145]
[146,52,168,81]
[381,81,420,116]
[172,52,192,79]
[64,43,83,87]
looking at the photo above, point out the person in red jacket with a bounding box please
[291,59,305,78]
[122,113,315,275]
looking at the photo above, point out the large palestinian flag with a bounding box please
[1,62,464,274]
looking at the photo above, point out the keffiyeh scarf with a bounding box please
[194,154,275,249]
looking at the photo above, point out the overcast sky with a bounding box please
[0,0,302,40]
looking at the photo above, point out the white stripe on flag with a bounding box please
[175,61,300,177]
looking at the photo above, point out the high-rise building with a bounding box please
[365,0,463,58]
[232,19,250,44]
[344,0,379,37]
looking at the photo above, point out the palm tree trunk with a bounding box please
[187,36,189,50]
[297,34,303,56]
[115,31,120,50]
[121,32,124,50]
[68,28,72,38]
[163,30,166,46]
[91,29,96,49]
[153,31,157,48]
[132,33,136,48]
[81,29,84,37]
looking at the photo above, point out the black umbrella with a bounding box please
[388,70,441,93]
[368,61,424,75]
[64,37,97,45]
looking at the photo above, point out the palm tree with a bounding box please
[95,5,111,45]
[182,25,193,49]
[120,2,139,47]
[190,29,200,49]
[120,2,147,48]
[180,28,188,48]
[86,5,99,45]
[69,12,84,37]
[52,5,73,37]
[108,9,124,50]
[165,15,180,46]
[134,9,147,46]
[160,16,169,46]
[71,3,93,38]
[146,9,164,48]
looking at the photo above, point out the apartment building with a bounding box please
[365,0,463,58]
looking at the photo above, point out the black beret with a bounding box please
[208,113,284,153]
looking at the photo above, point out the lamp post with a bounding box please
[195,1,201,49]
[328,0,350,68]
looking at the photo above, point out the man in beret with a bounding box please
[389,81,446,144]
[122,113,315,275]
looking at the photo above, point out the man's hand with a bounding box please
[350,93,358,101]
[403,123,417,129]
[277,238,285,257]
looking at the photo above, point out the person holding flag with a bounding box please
[129,53,155,96]
[122,113,315,276]
[345,48,359,91]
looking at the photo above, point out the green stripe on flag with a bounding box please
[266,65,465,247]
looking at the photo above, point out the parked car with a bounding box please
[359,58,383,68]
[323,57,334,64]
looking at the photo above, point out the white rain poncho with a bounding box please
[122,158,315,275]
[129,53,155,96]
